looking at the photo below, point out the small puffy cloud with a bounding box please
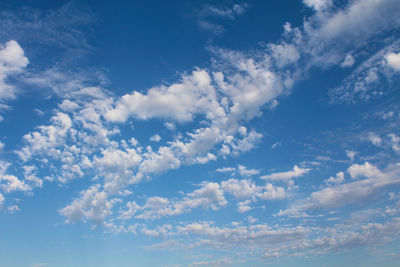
[0,141,4,150]
[348,162,382,179]
[133,182,227,220]
[0,192,4,207]
[164,122,175,131]
[149,134,161,142]
[261,165,311,181]
[257,183,286,200]
[366,132,382,146]
[341,54,355,68]
[238,200,252,213]
[221,178,259,199]
[346,150,357,161]
[325,171,345,185]
[385,52,400,71]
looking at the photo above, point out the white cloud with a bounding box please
[341,54,355,68]
[348,162,382,179]
[271,142,281,149]
[231,130,263,155]
[388,133,400,153]
[221,178,259,199]
[238,165,259,177]
[0,161,32,193]
[25,68,110,101]
[367,132,382,146]
[257,183,286,200]
[238,200,252,213]
[60,184,115,225]
[204,3,249,19]
[150,134,161,142]
[59,99,79,111]
[269,43,300,68]
[10,0,400,239]
[0,141,4,150]
[164,122,175,131]
[197,3,249,34]
[0,192,4,207]
[330,39,400,103]
[133,182,227,220]
[23,165,43,188]
[385,52,400,71]
[303,0,332,11]
[7,205,19,213]
[279,162,400,215]
[261,165,311,181]
[346,150,357,161]
[0,174,32,193]
[104,69,224,123]
[175,221,308,250]
[16,112,72,162]
[189,257,232,267]
[325,171,344,185]
[0,40,29,102]
[303,0,400,67]
[93,147,142,193]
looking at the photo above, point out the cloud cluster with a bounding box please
[1,0,400,263]
[0,40,28,105]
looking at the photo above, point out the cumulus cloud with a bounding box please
[325,171,344,185]
[60,184,115,225]
[261,165,311,182]
[0,161,32,194]
[0,40,29,102]
[385,52,400,71]
[348,162,382,179]
[149,134,161,142]
[104,70,223,123]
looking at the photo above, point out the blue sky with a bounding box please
[1,0,400,266]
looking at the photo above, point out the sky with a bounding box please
[1,0,400,266]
